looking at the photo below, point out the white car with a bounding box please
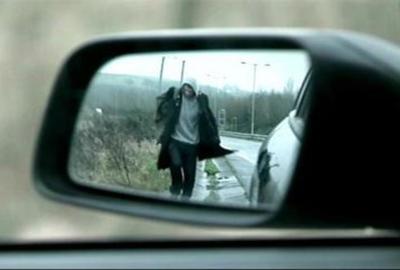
[250,70,312,207]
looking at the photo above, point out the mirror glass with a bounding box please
[68,49,311,209]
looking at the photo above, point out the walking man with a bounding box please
[155,77,233,198]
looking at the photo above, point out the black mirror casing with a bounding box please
[34,29,400,229]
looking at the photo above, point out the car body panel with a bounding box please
[250,116,300,207]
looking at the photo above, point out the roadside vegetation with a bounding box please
[204,159,220,176]
[69,108,170,192]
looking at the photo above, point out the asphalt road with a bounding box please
[220,136,263,165]
[220,136,262,195]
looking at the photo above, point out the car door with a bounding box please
[250,70,312,207]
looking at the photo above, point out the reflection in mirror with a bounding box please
[68,50,311,209]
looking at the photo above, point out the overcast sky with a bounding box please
[100,50,311,92]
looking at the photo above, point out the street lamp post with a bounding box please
[250,63,257,135]
[158,56,165,93]
[160,56,186,93]
[232,116,238,131]
[241,61,270,134]
[179,60,186,85]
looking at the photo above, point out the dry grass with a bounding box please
[70,138,170,193]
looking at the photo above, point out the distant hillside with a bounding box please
[83,73,182,114]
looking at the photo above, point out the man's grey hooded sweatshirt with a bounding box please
[171,78,200,145]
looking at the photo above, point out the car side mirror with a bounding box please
[34,29,400,228]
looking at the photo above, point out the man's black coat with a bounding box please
[155,87,233,170]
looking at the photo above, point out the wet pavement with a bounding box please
[220,136,262,165]
[219,154,255,198]
[191,159,250,207]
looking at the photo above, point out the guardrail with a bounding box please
[220,130,268,141]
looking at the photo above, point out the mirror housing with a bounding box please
[34,29,400,228]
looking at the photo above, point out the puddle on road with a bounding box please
[206,176,242,191]
[192,159,250,207]
[206,175,218,190]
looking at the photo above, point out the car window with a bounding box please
[295,70,313,119]
[2,0,400,243]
